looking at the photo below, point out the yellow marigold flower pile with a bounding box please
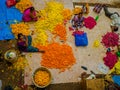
[34,70,50,86]
[34,30,48,46]
[37,42,76,71]
[15,0,32,13]
[11,23,30,36]
[62,9,72,20]
[13,57,28,71]
[34,1,64,45]
[53,24,67,41]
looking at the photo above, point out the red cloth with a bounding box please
[6,0,16,8]
[84,16,96,29]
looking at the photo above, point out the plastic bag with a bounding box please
[75,33,88,46]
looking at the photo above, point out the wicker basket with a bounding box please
[32,67,52,88]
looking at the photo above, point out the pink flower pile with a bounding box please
[103,52,118,69]
[101,32,119,48]
[84,16,96,29]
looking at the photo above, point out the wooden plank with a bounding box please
[73,2,119,8]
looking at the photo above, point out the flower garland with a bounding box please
[11,23,30,36]
[37,42,76,71]
[15,0,32,13]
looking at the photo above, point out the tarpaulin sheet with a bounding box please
[0,0,23,40]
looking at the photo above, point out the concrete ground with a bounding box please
[24,0,120,85]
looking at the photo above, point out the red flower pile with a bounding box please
[103,52,118,69]
[101,32,119,48]
[84,16,96,29]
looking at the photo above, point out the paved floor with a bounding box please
[24,0,120,85]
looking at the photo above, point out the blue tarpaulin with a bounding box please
[0,0,23,40]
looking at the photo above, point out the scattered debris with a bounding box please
[81,66,88,70]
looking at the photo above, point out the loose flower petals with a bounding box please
[62,9,72,20]
[103,52,118,69]
[84,16,96,29]
[53,24,67,41]
[37,43,76,71]
[15,0,32,13]
[101,32,119,48]
[11,23,30,36]
[34,1,64,45]
[34,70,50,86]
[13,57,28,71]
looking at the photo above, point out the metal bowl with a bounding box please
[32,67,52,88]
[4,49,18,63]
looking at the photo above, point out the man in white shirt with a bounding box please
[104,6,120,33]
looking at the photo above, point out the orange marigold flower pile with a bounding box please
[15,0,32,13]
[62,9,72,20]
[11,23,30,36]
[37,42,76,71]
[34,70,50,86]
[53,24,67,41]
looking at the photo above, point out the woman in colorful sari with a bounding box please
[71,12,84,30]
[22,7,39,22]
[17,33,44,53]
[6,0,20,8]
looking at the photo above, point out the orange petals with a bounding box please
[37,42,76,71]
[53,24,67,41]
[34,70,50,86]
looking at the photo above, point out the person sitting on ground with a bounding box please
[71,12,84,30]
[17,33,44,53]
[6,0,20,8]
[104,6,120,32]
[22,7,39,22]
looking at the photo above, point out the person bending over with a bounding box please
[22,7,39,22]
[104,6,120,32]
[17,33,44,53]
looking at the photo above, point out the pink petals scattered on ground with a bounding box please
[103,52,118,69]
[101,32,119,48]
